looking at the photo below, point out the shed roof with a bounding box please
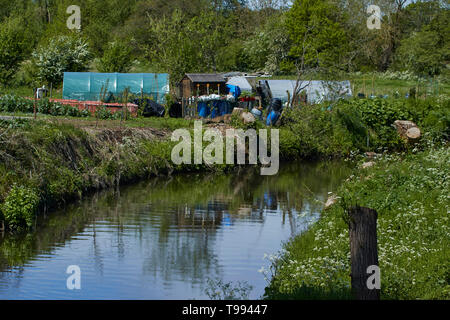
[184,73,226,83]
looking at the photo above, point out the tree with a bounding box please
[396,30,446,77]
[32,35,92,86]
[243,13,291,74]
[395,2,449,77]
[286,0,348,71]
[97,40,133,73]
[0,16,31,86]
[187,11,230,73]
[143,10,198,88]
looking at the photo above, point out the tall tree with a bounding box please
[286,0,348,71]
[142,10,198,88]
[0,16,32,86]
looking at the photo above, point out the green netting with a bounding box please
[62,72,170,104]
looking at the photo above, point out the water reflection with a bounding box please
[0,160,352,299]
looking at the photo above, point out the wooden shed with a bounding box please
[178,73,226,99]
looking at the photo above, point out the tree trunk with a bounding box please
[348,206,380,300]
[394,120,421,143]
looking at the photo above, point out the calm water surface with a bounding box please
[0,161,352,299]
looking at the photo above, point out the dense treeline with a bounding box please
[0,0,448,88]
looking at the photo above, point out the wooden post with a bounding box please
[33,88,37,120]
[155,74,159,103]
[348,206,380,300]
[372,75,375,96]
[363,78,366,97]
[123,88,129,121]
[218,84,220,96]
[207,83,210,95]
[197,84,200,97]
[182,98,185,118]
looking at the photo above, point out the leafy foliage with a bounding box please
[31,35,92,85]
[0,16,32,86]
[97,40,133,73]
[0,95,90,118]
[279,97,449,160]
[2,185,40,230]
[286,0,348,70]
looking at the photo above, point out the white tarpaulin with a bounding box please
[263,80,352,104]
[226,76,253,92]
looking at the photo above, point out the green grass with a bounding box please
[350,76,450,98]
[264,146,450,300]
[0,111,194,131]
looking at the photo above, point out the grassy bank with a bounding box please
[0,95,448,237]
[0,119,223,231]
[264,144,449,300]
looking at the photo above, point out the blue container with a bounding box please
[266,111,280,126]
[198,102,210,118]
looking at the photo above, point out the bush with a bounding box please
[279,97,449,159]
[2,185,40,230]
[31,35,92,86]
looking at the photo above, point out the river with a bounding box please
[0,161,352,299]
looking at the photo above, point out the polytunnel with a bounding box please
[62,72,170,104]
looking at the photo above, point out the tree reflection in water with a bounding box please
[0,160,352,299]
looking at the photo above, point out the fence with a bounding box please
[181,97,198,118]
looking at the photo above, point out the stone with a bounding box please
[240,112,255,124]
[365,152,377,159]
[362,161,376,169]
[325,195,338,209]
[223,114,232,124]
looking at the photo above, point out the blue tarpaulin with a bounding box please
[226,84,241,99]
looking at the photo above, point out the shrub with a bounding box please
[31,35,92,86]
[2,185,40,230]
[279,97,449,159]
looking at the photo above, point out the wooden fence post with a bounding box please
[33,88,37,120]
[348,206,380,300]
[182,98,185,118]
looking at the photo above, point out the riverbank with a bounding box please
[264,145,449,300]
[0,96,448,232]
[0,118,229,231]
